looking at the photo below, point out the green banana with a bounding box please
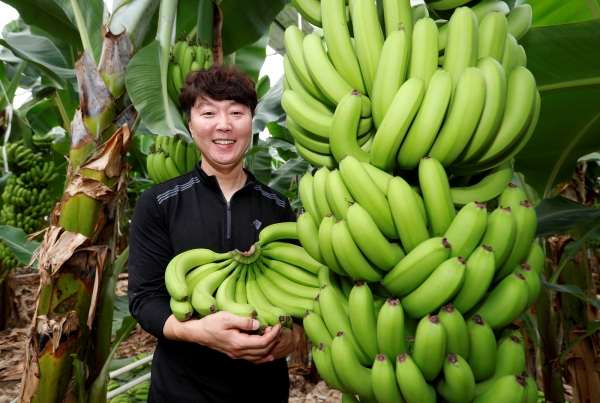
[474,375,527,402]
[419,156,456,236]
[370,77,425,172]
[522,371,539,403]
[382,0,412,40]
[478,11,508,62]
[215,266,257,318]
[514,263,541,308]
[304,310,333,347]
[498,183,527,211]
[297,212,324,264]
[444,201,489,259]
[321,0,366,93]
[313,167,334,220]
[437,353,476,403]
[254,266,313,318]
[507,4,532,41]
[411,3,429,26]
[455,57,508,164]
[245,264,287,326]
[259,256,319,287]
[473,272,529,329]
[450,161,514,206]
[523,240,545,276]
[501,33,519,75]
[319,283,372,366]
[299,172,321,224]
[452,245,496,313]
[291,0,322,27]
[397,69,452,170]
[318,215,348,276]
[324,169,354,221]
[262,241,325,274]
[407,17,438,89]
[387,176,430,253]
[429,67,487,167]
[383,237,452,296]
[360,162,392,195]
[330,91,371,164]
[331,331,375,399]
[401,256,466,318]
[303,33,372,116]
[165,248,231,301]
[170,297,194,321]
[190,260,238,316]
[377,297,406,361]
[475,335,527,396]
[442,6,478,93]
[412,314,447,381]
[186,259,233,292]
[466,314,497,381]
[234,265,248,305]
[371,27,409,129]
[352,0,385,96]
[186,141,198,173]
[255,259,319,299]
[517,45,527,67]
[331,219,385,282]
[346,202,405,271]
[395,353,435,403]
[372,354,406,403]
[283,56,335,116]
[312,343,352,393]
[439,303,470,360]
[257,222,298,246]
[494,200,537,281]
[284,26,332,104]
[349,281,379,361]
[287,116,332,154]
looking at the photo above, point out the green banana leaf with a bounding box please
[252,78,284,135]
[535,196,600,237]
[108,0,161,52]
[541,277,600,310]
[220,0,287,55]
[232,30,270,84]
[522,0,600,26]
[0,0,83,49]
[125,40,190,139]
[0,32,76,89]
[269,156,308,198]
[176,0,200,40]
[513,20,600,197]
[0,225,41,266]
[54,0,104,64]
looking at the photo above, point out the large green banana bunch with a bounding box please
[0,139,58,269]
[167,35,215,107]
[285,0,537,174]
[165,222,322,328]
[146,135,202,184]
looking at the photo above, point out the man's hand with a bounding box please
[252,323,303,365]
[163,312,280,361]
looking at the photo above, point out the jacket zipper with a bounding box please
[226,201,231,239]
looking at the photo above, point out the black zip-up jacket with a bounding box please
[128,162,296,403]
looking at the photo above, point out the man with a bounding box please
[128,65,302,402]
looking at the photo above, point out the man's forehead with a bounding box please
[194,98,243,108]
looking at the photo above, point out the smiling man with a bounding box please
[128,65,301,402]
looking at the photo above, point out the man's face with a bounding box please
[188,97,253,173]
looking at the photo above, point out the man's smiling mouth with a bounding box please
[213,140,235,145]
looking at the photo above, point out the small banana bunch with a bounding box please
[32,133,57,150]
[107,393,132,403]
[165,222,323,331]
[146,135,201,184]
[127,380,150,401]
[129,352,151,373]
[0,141,58,269]
[107,379,121,392]
[285,0,537,175]
[167,35,215,107]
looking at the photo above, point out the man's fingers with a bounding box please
[219,312,260,331]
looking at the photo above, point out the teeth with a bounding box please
[214,140,235,145]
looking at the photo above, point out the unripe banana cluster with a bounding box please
[167,35,215,107]
[165,222,326,331]
[0,139,58,269]
[126,380,150,401]
[146,135,201,184]
[285,0,537,175]
[107,393,132,403]
[295,153,542,401]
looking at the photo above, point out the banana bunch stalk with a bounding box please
[0,139,58,269]
[147,135,202,183]
[285,0,537,174]
[167,35,215,107]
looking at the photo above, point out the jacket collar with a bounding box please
[194,161,256,194]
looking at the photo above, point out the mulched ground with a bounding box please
[0,268,340,402]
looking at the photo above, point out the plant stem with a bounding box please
[70,0,94,58]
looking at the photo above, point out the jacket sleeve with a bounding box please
[127,189,175,338]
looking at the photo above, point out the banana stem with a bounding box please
[70,0,94,60]
[54,91,71,137]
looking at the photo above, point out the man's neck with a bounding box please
[201,162,248,202]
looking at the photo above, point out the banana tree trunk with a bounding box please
[18,27,134,403]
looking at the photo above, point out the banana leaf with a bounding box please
[108,0,161,53]
[252,78,285,135]
[522,0,600,26]
[53,0,104,64]
[0,226,40,266]
[513,20,600,197]
[232,30,270,84]
[535,196,600,237]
